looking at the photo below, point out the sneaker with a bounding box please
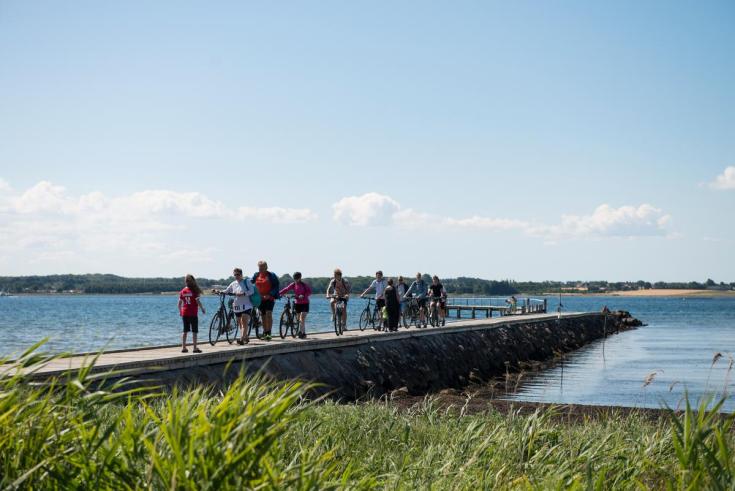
[193,348,202,353]
[181,348,188,353]
[264,334,272,341]
[298,332,306,339]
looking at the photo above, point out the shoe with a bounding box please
[237,338,248,345]
[181,348,188,353]
[193,348,202,353]
[264,334,272,341]
[298,332,306,339]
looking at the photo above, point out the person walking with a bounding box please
[178,274,205,353]
[396,276,409,322]
[223,268,255,345]
[279,272,312,339]
[361,270,388,329]
[252,260,279,341]
[384,278,401,331]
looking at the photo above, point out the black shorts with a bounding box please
[182,316,198,333]
[417,298,427,309]
[295,303,310,313]
[258,299,275,313]
[376,298,386,309]
[235,309,252,318]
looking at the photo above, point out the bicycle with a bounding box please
[428,296,446,327]
[358,296,381,331]
[330,295,347,335]
[279,295,300,339]
[209,292,239,346]
[405,297,428,328]
[248,307,263,340]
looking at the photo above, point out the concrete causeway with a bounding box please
[21,312,593,380]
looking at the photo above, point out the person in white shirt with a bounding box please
[222,268,255,345]
[361,270,388,328]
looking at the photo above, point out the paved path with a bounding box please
[15,312,594,379]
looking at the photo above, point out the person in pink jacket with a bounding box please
[278,272,313,339]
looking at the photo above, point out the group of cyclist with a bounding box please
[178,263,448,352]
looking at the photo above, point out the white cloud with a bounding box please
[332,192,401,226]
[333,193,672,242]
[528,204,671,240]
[709,166,735,190]
[237,206,318,224]
[0,179,319,266]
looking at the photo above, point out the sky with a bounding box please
[0,1,734,282]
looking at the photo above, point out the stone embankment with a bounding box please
[147,311,640,400]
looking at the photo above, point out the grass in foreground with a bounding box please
[1,346,734,489]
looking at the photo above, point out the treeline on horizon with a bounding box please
[0,274,733,295]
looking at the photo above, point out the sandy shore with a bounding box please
[608,289,735,298]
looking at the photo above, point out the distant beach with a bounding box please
[608,289,735,298]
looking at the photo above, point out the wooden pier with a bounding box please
[445,297,547,319]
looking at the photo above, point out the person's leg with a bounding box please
[242,313,250,340]
[182,317,190,351]
[192,317,200,352]
[300,312,307,335]
[265,310,273,335]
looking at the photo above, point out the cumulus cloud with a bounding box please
[332,192,401,226]
[527,204,671,241]
[709,166,735,190]
[0,179,318,267]
[333,193,671,241]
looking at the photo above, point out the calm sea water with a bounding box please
[505,296,735,412]
[0,294,732,411]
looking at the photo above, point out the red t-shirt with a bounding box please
[179,287,200,317]
[255,272,272,300]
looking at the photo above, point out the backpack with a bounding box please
[248,280,262,308]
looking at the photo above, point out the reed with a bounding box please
[1,345,733,489]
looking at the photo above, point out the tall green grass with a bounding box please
[1,345,733,489]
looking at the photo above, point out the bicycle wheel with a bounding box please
[358,308,370,331]
[209,312,224,346]
[291,314,299,338]
[334,308,341,335]
[248,311,261,340]
[225,312,239,344]
[279,310,289,339]
[430,306,438,327]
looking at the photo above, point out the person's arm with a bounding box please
[403,282,413,298]
[326,280,334,297]
[177,297,183,315]
[345,280,352,295]
[196,296,206,315]
[304,283,312,298]
[271,273,280,298]
[245,279,255,296]
[279,282,294,296]
[361,280,375,297]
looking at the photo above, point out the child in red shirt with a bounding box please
[178,274,206,353]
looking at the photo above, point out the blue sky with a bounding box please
[0,1,733,281]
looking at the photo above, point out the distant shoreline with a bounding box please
[5,289,734,298]
[531,289,735,298]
